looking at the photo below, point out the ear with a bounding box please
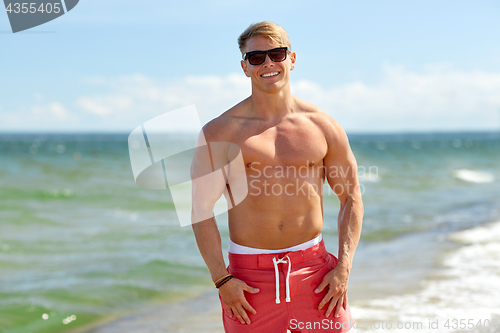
[241,60,250,77]
[289,51,296,71]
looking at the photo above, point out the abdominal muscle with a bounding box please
[227,175,324,250]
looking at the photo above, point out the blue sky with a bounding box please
[1,0,500,133]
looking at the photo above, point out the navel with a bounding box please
[309,161,315,167]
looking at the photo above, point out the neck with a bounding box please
[249,83,295,120]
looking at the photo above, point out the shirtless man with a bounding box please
[191,21,363,333]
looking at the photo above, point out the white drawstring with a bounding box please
[272,255,292,304]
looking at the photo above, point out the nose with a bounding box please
[262,54,274,66]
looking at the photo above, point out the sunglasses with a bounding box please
[243,47,290,66]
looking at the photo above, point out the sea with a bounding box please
[1,131,499,333]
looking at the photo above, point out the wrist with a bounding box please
[215,274,233,288]
[212,268,230,284]
[336,259,351,272]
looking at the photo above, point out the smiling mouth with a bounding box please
[260,72,280,78]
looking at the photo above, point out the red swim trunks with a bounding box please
[220,239,356,333]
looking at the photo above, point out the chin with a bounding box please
[266,82,287,92]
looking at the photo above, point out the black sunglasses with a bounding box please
[243,47,290,66]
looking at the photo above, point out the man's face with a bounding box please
[241,36,296,93]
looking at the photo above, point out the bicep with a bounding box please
[190,132,228,223]
[323,123,359,205]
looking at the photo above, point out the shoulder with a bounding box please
[293,96,348,147]
[201,115,230,142]
[201,98,251,142]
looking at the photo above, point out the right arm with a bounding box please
[192,218,228,284]
[190,127,259,325]
[192,218,259,324]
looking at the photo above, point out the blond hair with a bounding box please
[238,21,291,55]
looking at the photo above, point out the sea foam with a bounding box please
[351,221,500,332]
[452,169,495,183]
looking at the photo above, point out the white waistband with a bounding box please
[228,234,322,255]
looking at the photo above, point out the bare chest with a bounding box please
[236,121,327,169]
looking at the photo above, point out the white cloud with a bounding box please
[32,102,69,120]
[77,96,133,116]
[3,65,500,132]
[77,73,251,125]
[292,64,500,132]
[0,99,78,131]
[77,65,500,132]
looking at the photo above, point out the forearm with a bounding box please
[336,193,363,271]
[192,217,228,283]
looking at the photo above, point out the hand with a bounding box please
[219,278,260,324]
[315,264,349,318]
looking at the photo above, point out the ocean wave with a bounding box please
[358,174,380,183]
[351,221,500,332]
[448,222,500,244]
[452,169,495,183]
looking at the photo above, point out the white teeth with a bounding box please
[261,72,279,77]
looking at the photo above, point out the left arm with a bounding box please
[315,116,364,317]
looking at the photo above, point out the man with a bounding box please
[191,21,362,333]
